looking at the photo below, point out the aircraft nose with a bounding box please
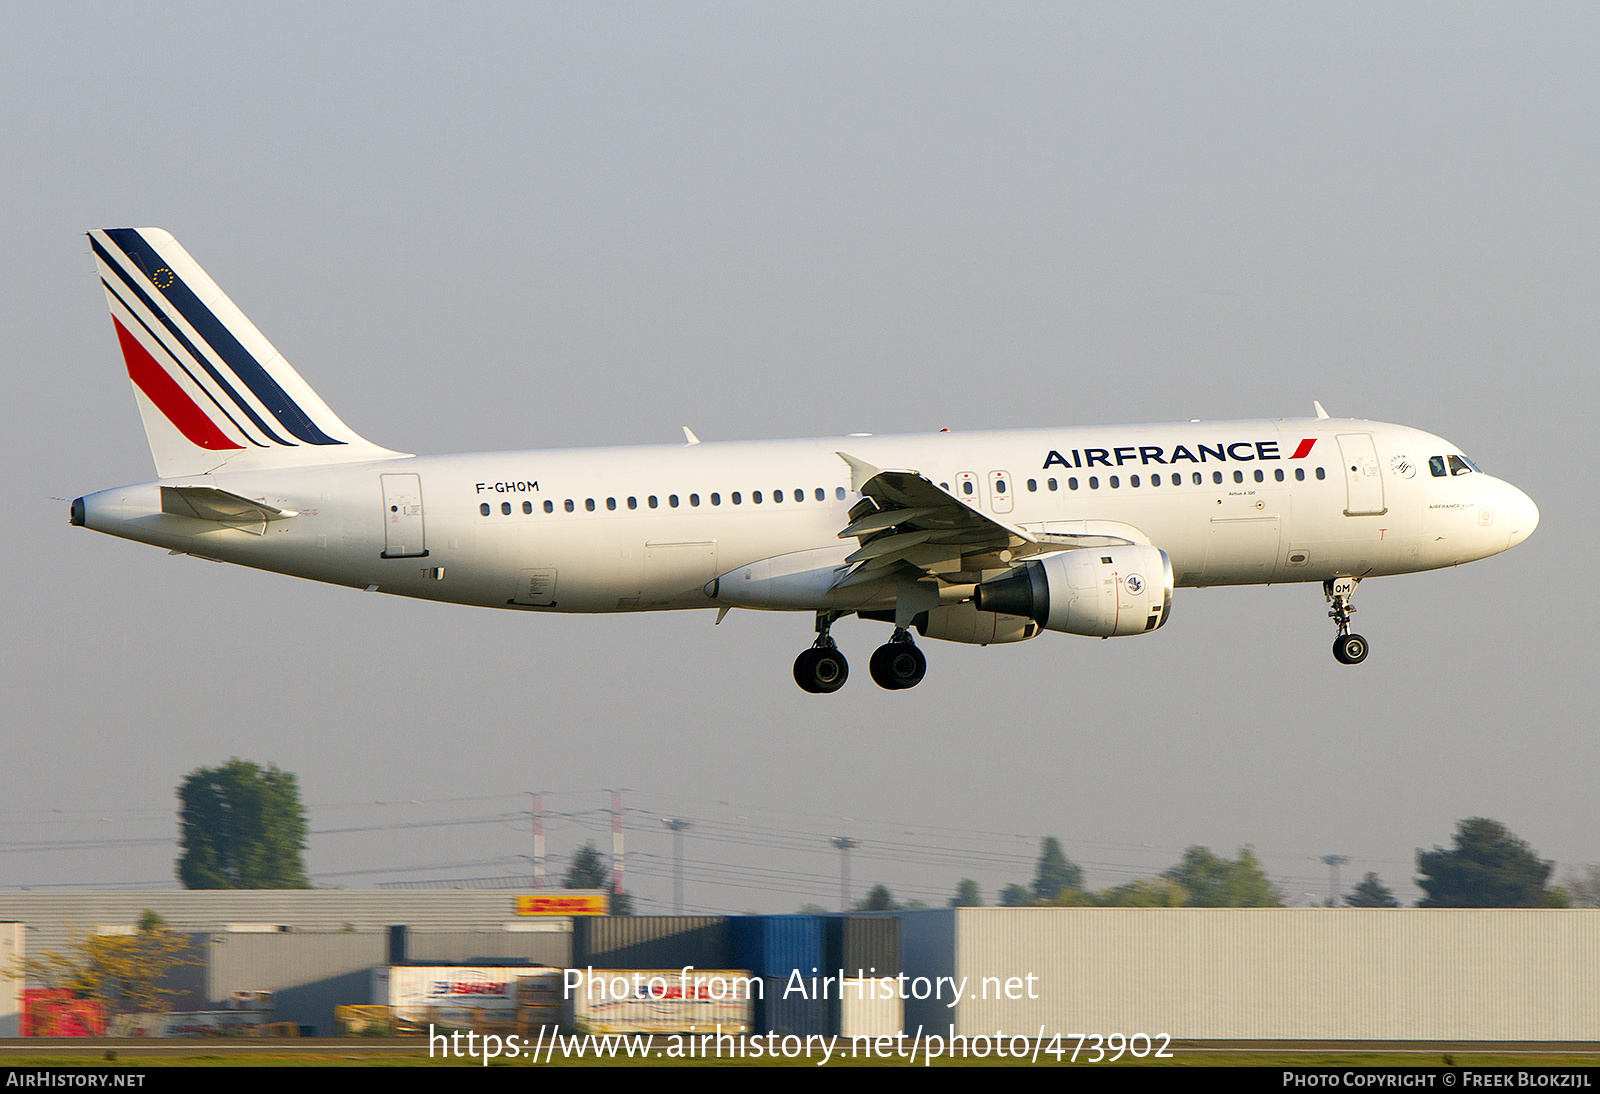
[1504,483,1539,548]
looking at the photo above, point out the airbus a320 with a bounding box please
[71,229,1539,692]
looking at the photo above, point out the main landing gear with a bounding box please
[869,629,927,691]
[794,612,849,693]
[792,615,928,692]
[1324,577,1369,665]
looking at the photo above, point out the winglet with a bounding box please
[835,451,881,492]
[683,427,701,445]
[1313,401,1330,419]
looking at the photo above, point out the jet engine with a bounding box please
[912,603,1038,645]
[974,545,1173,637]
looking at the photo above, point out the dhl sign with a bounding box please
[515,893,610,916]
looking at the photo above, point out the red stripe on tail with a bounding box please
[113,318,243,451]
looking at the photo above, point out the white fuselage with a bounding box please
[76,417,1537,620]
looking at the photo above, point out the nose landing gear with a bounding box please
[1325,577,1369,665]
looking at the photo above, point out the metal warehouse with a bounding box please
[900,907,1600,1041]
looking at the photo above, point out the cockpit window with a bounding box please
[1429,456,1447,478]
[1448,454,1477,476]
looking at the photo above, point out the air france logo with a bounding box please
[1126,574,1145,595]
[1041,438,1317,469]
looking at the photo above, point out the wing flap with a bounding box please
[832,452,1147,593]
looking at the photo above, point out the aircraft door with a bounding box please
[1336,434,1386,516]
[988,471,1014,514]
[380,473,428,558]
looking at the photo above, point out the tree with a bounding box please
[177,759,309,889]
[853,884,900,912]
[1415,818,1560,908]
[562,843,633,915]
[11,913,198,1016]
[1031,837,1084,902]
[1562,865,1600,909]
[1162,846,1282,907]
[999,883,1034,907]
[1089,878,1188,907]
[1344,872,1400,908]
[950,879,983,907]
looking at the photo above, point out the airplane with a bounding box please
[70,228,1540,692]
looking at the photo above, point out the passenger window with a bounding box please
[669,495,679,508]
[815,488,825,501]
[1429,456,1447,477]
[1068,478,1077,490]
[1109,476,1120,488]
[480,503,491,516]
[585,498,595,512]
[1048,478,1058,491]
[1254,469,1264,483]
[501,502,512,515]
[1213,471,1223,484]
[545,500,554,513]
[523,501,533,514]
[1089,477,1099,489]
[1027,479,1037,492]
[627,497,637,510]
[732,492,742,505]
[836,487,846,500]
[1129,475,1140,487]
[1192,472,1201,485]
[1275,469,1284,482]
[1294,469,1304,482]
[794,489,803,502]
[753,491,763,503]
[690,494,700,506]
[1233,471,1244,484]
[648,495,658,508]
[962,481,974,495]
[773,490,783,503]
[996,479,1008,494]
[1172,474,1182,486]
[1149,474,1159,487]
[1315,468,1326,480]
[607,497,617,511]
[565,499,575,512]
[711,493,720,506]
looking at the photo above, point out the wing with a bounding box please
[832,452,1136,590]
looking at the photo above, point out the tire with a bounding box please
[1333,633,1369,665]
[869,644,900,689]
[870,642,926,690]
[795,647,848,693]
[793,647,821,692]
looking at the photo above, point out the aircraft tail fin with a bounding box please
[89,228,405,478]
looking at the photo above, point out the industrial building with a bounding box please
[3,893,1598,1041]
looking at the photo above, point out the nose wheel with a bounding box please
[1324,577,1368,665]
[869,630,927,690]
[794,612,849,693]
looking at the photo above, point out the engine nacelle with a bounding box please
[974,545,1173,637]
[913,603,1039,645]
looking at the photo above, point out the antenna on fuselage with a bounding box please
[1313,401,1330,419]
